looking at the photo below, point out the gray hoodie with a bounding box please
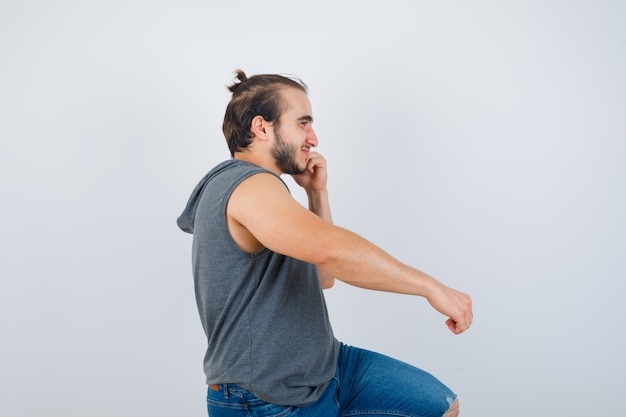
[177,159,338,406]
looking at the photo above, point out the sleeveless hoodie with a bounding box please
[177,160,339,406]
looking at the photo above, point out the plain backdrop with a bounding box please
[1,1,625,416]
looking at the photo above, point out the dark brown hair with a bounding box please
[222,69,308,156]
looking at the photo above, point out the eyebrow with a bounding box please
[297,115,314,123]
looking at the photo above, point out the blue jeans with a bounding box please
[206,343,457,417]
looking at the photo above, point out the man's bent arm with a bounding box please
[292,151,335,289]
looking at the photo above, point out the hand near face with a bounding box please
[292,152,328,193]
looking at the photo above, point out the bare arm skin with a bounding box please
[227,162,473,334]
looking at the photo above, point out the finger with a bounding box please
[446,318,454,333]
[307,152,325,166]
[446,318,467,334]
[308,158,325,174]
[446,318,458,334]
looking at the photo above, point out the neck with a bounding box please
[233,151,281,176]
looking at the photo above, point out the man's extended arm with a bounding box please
[228,169,473,334]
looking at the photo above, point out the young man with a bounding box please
[177,70,472,417]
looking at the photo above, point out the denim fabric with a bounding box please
[206,343,456,417]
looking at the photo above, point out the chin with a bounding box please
[290,166,306,175]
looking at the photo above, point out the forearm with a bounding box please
[306,189,333,223]
[307,222,471,333]
[319,231,473,334]
[306,189,335,288]
[304,190,434,295]
[316,226,441,296]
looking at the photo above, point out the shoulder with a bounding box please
[225,173,292,253]
[222,160,288,193]
[228,172,291,217]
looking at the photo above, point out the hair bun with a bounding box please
[227,69,248,93]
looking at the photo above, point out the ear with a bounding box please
[251,115,272,142]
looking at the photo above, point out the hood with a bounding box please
[176,160,235,234]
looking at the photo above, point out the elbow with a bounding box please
[312,246,337,290]
[311,247,337,273]
[321,276,335,289]
[309,225,354,285]
[311,240,335,269]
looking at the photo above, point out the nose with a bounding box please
[306,127,318,147]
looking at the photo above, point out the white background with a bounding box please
[1,1,625,416]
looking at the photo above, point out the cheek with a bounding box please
[287,129,306,143]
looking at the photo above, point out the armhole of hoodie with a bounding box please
[217,168,289,257]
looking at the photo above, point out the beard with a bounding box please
[271,130,306,175]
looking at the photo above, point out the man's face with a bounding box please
[269,88,318,175]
